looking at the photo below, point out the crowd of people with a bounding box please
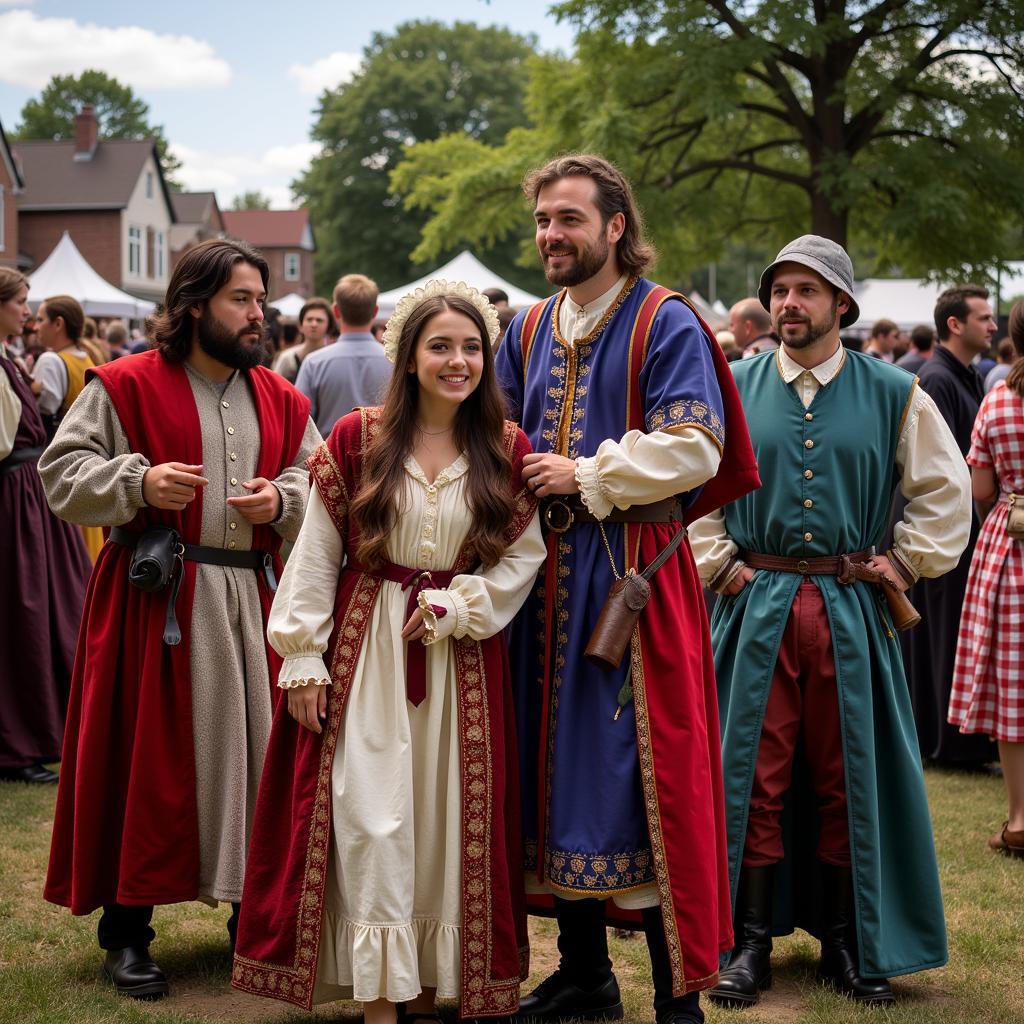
[0,151,1021,1024]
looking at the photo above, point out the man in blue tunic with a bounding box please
[690,236,970,1008]
[496,155,759,1024]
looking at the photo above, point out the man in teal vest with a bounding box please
[690,236,971,1008]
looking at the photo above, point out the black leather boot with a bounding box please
[642,905,703,1024]
[516,897,623,1021]
[103,945,169,999]
[707,865,774,1008]
[817,864,894,1005]
[227,902,240,956]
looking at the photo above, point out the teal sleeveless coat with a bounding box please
[711,349,947,978]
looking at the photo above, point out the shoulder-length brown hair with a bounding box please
[146,239,269,362]
[350,295,514,570]
[1006,300,1024,396]
[522,153,656,277]
[0,267,29,304]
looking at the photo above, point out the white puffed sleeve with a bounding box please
[417,510,545,643]
[574,425,722,520]
[891,387,972,580]
[267,486,343,687]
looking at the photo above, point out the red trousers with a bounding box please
[743,579,851,868]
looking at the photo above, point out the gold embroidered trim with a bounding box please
[308,442,348,533]
[550,276,638,350]
[647,399,725,449]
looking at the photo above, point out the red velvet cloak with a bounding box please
[233,409,537,1019]
[44,350,310,913]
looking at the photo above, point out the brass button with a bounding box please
[804,469,813,479]
[797,559,809,573]
[222,400,230,409]
[228,540,236,549]
[229,452,237,461]
[804,499,813,509]
[804,531,813,542]
[230,477,238,486]
[229,521,237,531]
[804,439,814,449]
[227,426,235,435]
[804,412,813,421]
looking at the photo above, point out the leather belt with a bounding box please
[541,495,683,534]
[0,444,44,480]
[742,547,875,577]
[110,526,278,591]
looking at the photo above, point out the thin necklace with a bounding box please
[416,422,453,436]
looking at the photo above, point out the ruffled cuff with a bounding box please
[887,545,920,586]
[574,456,613,520]
[277,652,331,688]
[418,588,468,642]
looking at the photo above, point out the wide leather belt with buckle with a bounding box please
[741,547,875,577]
[542,496,683,534]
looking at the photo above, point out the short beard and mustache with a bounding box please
[542,234,611,287]
[197,306,267,370]
[773,296,839,349]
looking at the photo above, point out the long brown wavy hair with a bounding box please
[146,239,269,362]
[1006,300,1024,396]
[351,294,514,569]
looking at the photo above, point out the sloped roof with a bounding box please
[0,118,24,190]
[14,137,174,216]
[222,208,313,249]
[171,190,219,224]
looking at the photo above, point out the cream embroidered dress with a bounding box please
[268,452,545,1004]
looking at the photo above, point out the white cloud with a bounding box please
[287,51,361,96]
[170,141,322,209]
[0,10,231,90]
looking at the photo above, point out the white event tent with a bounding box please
[377,251,545,317]
[848,278,946,333]
[27,232,156,319]
[267,292,307,318]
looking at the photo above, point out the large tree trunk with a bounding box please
[809,189,849,249]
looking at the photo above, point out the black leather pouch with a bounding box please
[127,527,182,593]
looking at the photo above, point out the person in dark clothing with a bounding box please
[904,285,998,767]
[895,324,935,374]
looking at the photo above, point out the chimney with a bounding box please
[73,105,98,161]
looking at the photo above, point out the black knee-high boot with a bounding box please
[516,897,623,1022]
[707,865,774,1007]
[642,905,703,1024]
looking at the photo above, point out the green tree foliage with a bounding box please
[231,190,272,210]
[295,20,547,294]
[14,70,182,184]
[394,1,1024,292]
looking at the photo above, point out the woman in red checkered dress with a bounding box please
[949,301,1024,859]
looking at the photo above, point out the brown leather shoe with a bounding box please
[989,823,1024,858]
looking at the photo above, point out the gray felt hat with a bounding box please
[758,234,860,328]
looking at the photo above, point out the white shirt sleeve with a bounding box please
[32,351,67,415]
[891,386,973,580]
[0,360,22,460]
[267,487,342,687]
[418,510,546,643]
[688,507,743,588]
[574,425,723,520]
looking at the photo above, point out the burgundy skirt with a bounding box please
[0,460,90,768]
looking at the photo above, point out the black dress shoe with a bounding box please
[103,945,169,999]
[517,970,624,1021]
[0,763,59,784]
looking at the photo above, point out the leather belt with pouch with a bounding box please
[111,526,279,646]
[1007,493,1024,540]
[584,524,687,671]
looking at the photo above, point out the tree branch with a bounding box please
[661,158,810,191]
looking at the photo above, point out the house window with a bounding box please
[129,225,142,275]
[155,231,165,278]
[284,252,301,281]
[146,228,156,278]
[145,171,153,199]
[0,186,5,252]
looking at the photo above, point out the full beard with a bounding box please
[198,307,267,370]
[542,235,611,287]
[774,297,839,350]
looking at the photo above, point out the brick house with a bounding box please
[221,209,315,299]
[0,117,25,271]
[14,106,176,303]
[170,190,225,269]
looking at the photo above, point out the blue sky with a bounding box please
[0,0,575,206]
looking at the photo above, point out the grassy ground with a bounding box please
[0,766,1019,1024]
